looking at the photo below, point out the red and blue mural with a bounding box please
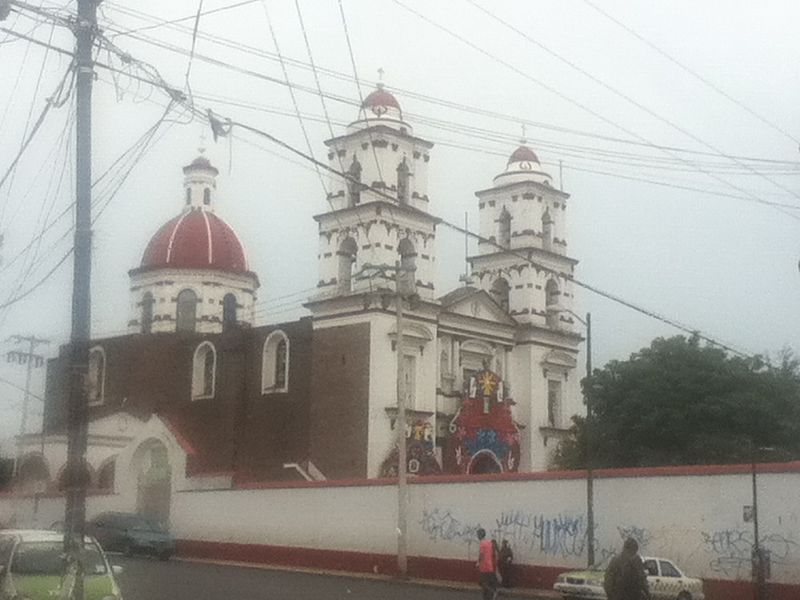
[444,369,521,474]
[380,419,442,477]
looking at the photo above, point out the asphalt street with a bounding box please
[114,556,490,600]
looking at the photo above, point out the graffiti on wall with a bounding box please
[701,528,799,576]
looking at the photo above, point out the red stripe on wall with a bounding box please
[230,460,800,490]
[176,538,799,600]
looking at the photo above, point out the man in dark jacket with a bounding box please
[603,538,650,600]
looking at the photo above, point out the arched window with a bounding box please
[498,207,512,249]
[347,154,362,207]
[396,157,410,204]
[185,188,191,205]
[545,278,560,308]
[203,188,211,205]
[397,237,417,295]
[491,277,511,312]
[337,237,358,293]
[262,330,290,393]
[542,208,554,251]
[176,289,198,332]
[96,458,116,492]
[545,278,560,327]
[141,292,155,334]
[87,346,106,406]
[222,293,238,331]
[192,341,216,399]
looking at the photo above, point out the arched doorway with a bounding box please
[17,454,49,493]
[132,440,172,524]
[468,450,503,475]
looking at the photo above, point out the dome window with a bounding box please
[203,188,211,205]
[185,188,191,205]
[222,293,237,331]
[192,341,216,399]
[176,289,198,332]
[141,292,155,334]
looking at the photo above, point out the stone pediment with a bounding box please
[439,287,516,325]
[541,349,577,369]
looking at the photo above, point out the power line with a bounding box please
[579,0,800,147]
[97,0,799,168]
[110,0,259,39]
[391,0,800,223]
[463,0,800,212]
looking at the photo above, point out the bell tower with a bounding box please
[311,83,440,307]
[470,142,578,330]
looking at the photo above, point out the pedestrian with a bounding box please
[498,539,514,588]
[603,538,650,600]
[476,528,498,600]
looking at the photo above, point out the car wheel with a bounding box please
[123,542,133,557]
[677,592,691,600]
[158,551,171,561]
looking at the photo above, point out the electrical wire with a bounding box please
[392,0,800,223]
[579,0,800,147]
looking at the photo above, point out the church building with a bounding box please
[15,84,584,517]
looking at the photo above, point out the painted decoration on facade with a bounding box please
[380,419,442,477]
[443,369,521,474]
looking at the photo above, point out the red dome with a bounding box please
[140,209,248,273]
[508,145,540,164]
[362,86,402,116]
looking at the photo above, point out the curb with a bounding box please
[173,555,560,599]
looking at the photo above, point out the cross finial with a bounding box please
[377,67,385,88]
[520,123,527,145]
[198,131,207,155]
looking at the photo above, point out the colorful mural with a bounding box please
[444,369,521,474]
[380,419,442,477]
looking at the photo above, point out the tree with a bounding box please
[553,336,800,469]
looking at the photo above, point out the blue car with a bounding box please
[87,513,175,561]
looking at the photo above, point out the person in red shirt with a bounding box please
[476,528,498,600]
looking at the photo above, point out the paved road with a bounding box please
[115,556,487,600]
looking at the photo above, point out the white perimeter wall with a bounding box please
[2,469,798,586]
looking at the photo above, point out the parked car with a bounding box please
[87,512,175,560]
[554,556,704,600]
[0,529,124,600]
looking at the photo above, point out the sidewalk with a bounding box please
[176,555,561,599]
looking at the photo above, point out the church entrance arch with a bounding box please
[131,439,172,524]
[468,450,502,475]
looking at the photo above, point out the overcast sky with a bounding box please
[0,0,798,442]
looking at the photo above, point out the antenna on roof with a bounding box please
[377,67,385,89]
[520,123,527,145]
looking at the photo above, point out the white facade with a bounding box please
[308,87,585,475]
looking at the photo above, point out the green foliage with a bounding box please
[553,336,800,469]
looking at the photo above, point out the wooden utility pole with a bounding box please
[7,335,49,476]
[64,0,98,597]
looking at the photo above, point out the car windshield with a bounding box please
[11,541,108,576]
[128,516,165,532]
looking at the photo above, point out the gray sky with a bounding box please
[0,0,798,441]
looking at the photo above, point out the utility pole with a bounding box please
[395,261,407,576]
[7,335,49,477]
[64,0,98,598]
[584,312,594,567]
